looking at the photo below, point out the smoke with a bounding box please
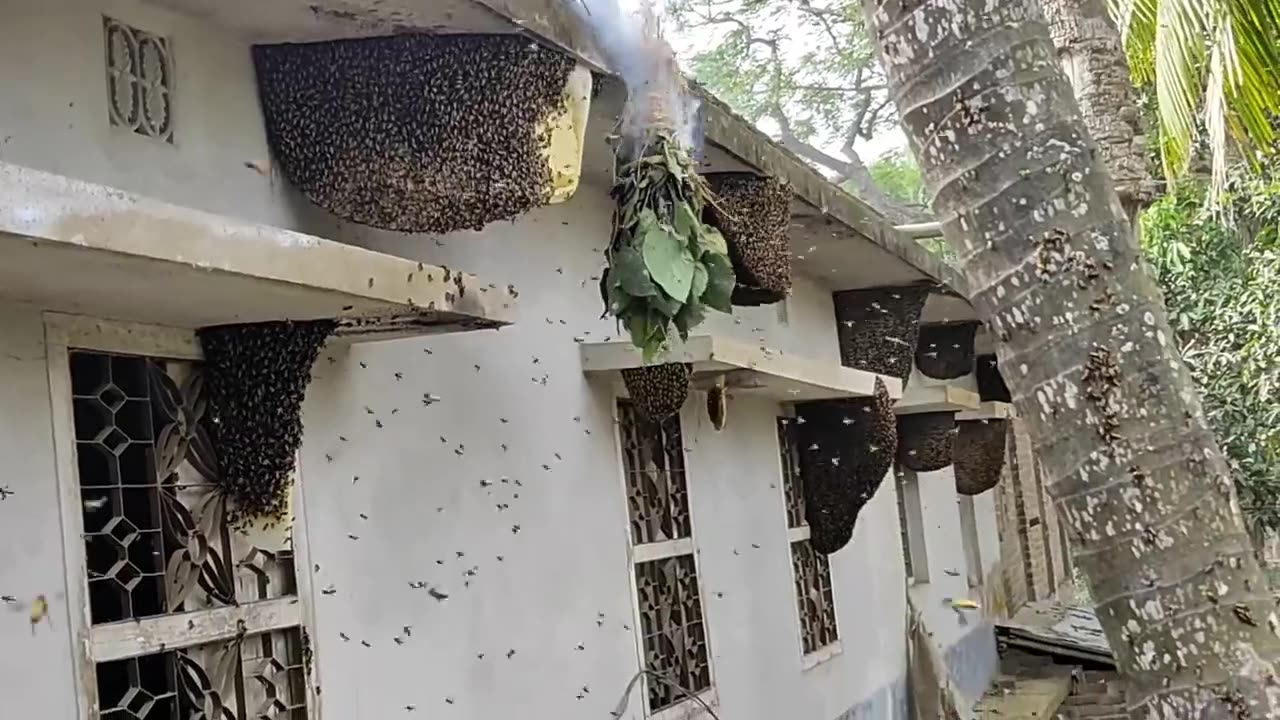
[567,0,700,151]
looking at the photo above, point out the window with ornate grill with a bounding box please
[617,399,713,716]
[776,417,840,662]
[48,316,315,719]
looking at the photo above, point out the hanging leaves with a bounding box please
[604,130,736,361]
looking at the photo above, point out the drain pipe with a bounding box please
[895,221,943,239]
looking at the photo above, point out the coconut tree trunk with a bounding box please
[861,1,1280,716]
[1040,0,1154,220]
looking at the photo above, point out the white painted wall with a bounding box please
[296,186,907,720]
[0,2,1002,718]
[0,302,82,719]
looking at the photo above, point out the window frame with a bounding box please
[611,389,718,720]
[775,414,843,669]
[45,313,321,719]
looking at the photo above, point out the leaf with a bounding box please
[702,253,737,313]
[697,226,730,258]
[649,289,684,318]
[613,246,658,297]
[643,224,696,302]
[674,299,707,340]
[674,201,700,240]
[690,262,709,302]
[189,425,220,481]
[148,362,182,423]
[607,282,633,317]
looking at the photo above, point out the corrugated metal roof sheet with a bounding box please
[996,601,1114,666]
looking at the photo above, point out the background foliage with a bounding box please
[1141,156,1280,537]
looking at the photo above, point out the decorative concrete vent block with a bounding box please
[954,419,1009,496]
[976,353,1012,402]
[915,321,979,380]
[794,378,896,555]
[198,320,334,531]
[833,286,930,382]
[704,172,793,306]
[253,34,591,234]
[621,363,692,422]
[104,17,174,143]
[896,411,956,472]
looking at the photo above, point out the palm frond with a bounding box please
[1110,0,1280,192]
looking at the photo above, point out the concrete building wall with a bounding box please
[295,186,909,720]
[0,2,916,719]
[0,302,82,720]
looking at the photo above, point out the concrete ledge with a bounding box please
[0,162,514,340]
[958,402,1016,421]
[895,385,981,415]
[580,335,902,403]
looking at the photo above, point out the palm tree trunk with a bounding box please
[1040,0,1154,220]
[860,0,1280,716]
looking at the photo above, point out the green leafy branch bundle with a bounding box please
[602,129,736,360]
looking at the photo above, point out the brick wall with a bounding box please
[995,417,1073,610]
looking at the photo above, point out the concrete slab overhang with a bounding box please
[142,0,979,322]
[580,335,903,403]
[0,162,514,339]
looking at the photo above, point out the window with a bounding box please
[617,399,713,716]
[104,17,174,143]
[777,418,840,660]
[48,316,315,719]
[895,467,929,584]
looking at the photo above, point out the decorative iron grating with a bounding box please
[790,541,838,654]
[71,351,297,626]
[104,17,174,143]
[618,400,691,545]
[777,418,806,529]
[94,628,307,720]
[635,555,712,712]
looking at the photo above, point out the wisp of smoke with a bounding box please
[567,0,701,152]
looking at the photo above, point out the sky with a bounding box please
[653,0,908,166]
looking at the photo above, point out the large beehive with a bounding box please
[794,378,896,554]
[896,411,956,472]
[954,419,1009,495]
[915,321,979,380]
[253,34,590,234]
[198,320,334,531]
[622,363,691,422]
[704,173,793,306]
[833,286,930,382]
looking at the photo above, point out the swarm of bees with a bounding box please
[832,286,930,382]
[975,353,1013,402]
[621,363,691,422]
[954,419,1009,495]
[896,411,958,473]
[915,321,980,380]
[252,34,574,234]
[703,173,793,306]
[198,320,335,528]
[794,378,897,554]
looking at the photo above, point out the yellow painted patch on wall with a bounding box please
[543,65,593,204]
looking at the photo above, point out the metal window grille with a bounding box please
[618,399,711,714]
[104,17,174,143]
[777,418,805,530]
[59,328,312,720]
[777,416,839,657]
